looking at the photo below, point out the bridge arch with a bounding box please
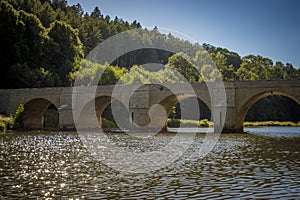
[159,94,212,130]
[236,90,300,132]
[78,95,129,130]
[23,98,59,130]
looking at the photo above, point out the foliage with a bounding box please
[76,60,128,85]
[44,105,59,129]
[0,115,11,132]
[1,0,300,89]
[10,104,24,130]
[246,95,300,122]
[167,53,199,82]
[0,0,141,88]
[244,121,300,127]
[102,118,118,129]
[167,118,213,128]
[0,120,6,132]
[47,20,84,85]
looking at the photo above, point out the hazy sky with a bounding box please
[68,0,300,68]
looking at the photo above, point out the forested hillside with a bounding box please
[1,0,300,89]
[1,0,300,121]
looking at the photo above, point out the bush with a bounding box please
[167,118,212,128]
[102,118,118,129]
[0,115,12,132]
[199,119,210,127]
[244,121,300,127]
[10,104,24,130]
[167,118,181,128]
[0,120,6,132]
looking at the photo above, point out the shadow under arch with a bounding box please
[23,98,58,130]
[159,94,212,130]
[236,90,300,132]
[78,95,129,130]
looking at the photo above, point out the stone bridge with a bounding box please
[0,80,299,133]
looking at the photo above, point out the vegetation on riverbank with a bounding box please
[0,115,11,132]
[0,104,24,132]
[102,118,300,129]
[244,121,300,127]
[167,119,213,128]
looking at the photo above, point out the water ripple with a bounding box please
[0,131,299,199]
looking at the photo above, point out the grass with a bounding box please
[244,121,300,127]
[167,118,213,128]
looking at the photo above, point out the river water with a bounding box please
[0,127,299,199]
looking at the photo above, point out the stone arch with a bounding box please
[44,104,59,130]
[236,90,300,132]
[159,94,212,130]
[78,95,129,130]
[23,98,58,130]
[102,99,130,130]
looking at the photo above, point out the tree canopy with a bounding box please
[0,0,299,89]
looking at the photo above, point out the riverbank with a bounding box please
[168,119,300,128]
[1,115,300,133]
[244,121,300,127]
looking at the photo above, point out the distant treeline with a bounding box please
[1,0,300,122]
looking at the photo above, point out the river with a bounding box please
[0,127,299,199]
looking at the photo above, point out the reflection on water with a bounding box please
[0,128,299,199]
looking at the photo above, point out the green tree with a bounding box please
[91,6,102,19]
[210,52,235,81]
[37,1,57,27]
[0,1,49,88]
[47,20,84,86]
[167,53,199,82]
[236,55,273,80]
[0,1,22,88]
[98,64,127,85]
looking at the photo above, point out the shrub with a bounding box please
[0,120,6,132]
[199,119,210,127]
[244,121,300,127]
[0,115,12,132]
[10,104,24,130]
[167,118,212,128]
[102,118,118,129]
[167,118,181,128]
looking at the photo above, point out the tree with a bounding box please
[0,1,22,88]
[210,52,235,81]
[98,64,127,85]
[167,53,199,82]
[0,1,49,88]
[47,20,84,86]
[51,0,67,11]
[91,6,102,19]
[37,1,57,27]
[236,55,273,80]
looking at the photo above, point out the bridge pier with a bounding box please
[58,94,76,130]
[218,86,243,133]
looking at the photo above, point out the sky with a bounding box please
[68,0,300,68]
